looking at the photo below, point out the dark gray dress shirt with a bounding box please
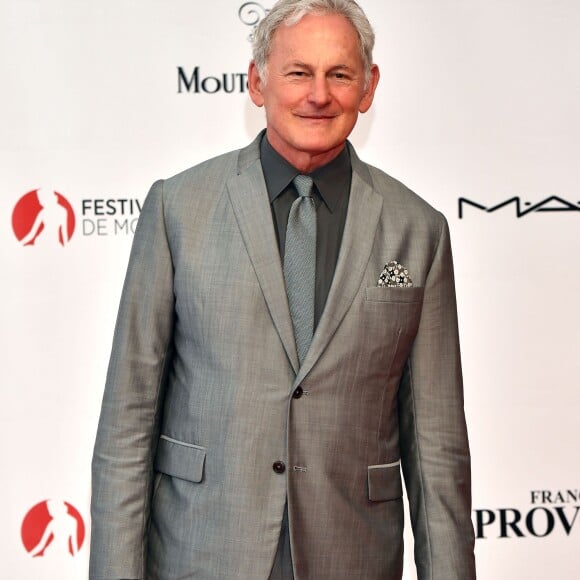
[260,135,351,328]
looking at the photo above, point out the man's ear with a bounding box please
[248,61,265,107]
[358,64,380,114]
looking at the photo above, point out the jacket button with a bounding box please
[272,461,286,474]
[292,386,304,399]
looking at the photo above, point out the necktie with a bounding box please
[284,175,316,365]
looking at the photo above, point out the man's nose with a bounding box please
[308,76,332,106]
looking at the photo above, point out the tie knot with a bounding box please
[293,175,314,198]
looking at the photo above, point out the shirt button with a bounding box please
[292,386,304,399]
[272,461,286,474]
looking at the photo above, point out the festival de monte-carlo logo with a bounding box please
[177,2,270,95]
[475,488,580,540]
[11,188,142,246]
[21,499,85,558]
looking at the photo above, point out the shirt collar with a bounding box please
[260,135,351,213]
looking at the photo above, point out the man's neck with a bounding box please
[265,132,346,174]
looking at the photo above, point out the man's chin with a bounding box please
[296,140,345,158]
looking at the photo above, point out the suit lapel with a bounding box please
[295,147,383,386]
[227,137,300,373]
[227,137,382,383]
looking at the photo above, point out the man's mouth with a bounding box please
[296,114,336,120]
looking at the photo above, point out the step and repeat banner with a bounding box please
[1,1,578,578]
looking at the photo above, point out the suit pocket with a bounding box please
[154,435,206,483]
[367,461,403,502]
[365,286,424,303]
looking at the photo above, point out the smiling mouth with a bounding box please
[297,114,336,120]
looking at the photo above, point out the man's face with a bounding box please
[249,12,379,172]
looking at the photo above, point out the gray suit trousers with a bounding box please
[269,504,294,580]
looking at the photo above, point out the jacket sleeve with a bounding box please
[89,180,175,579]
[398,215,476,579]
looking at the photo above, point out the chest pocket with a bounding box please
[365,286,424,304]
[364,284,423,331]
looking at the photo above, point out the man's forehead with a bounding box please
[268,13,362,61]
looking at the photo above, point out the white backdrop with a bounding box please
[1,1,579,578]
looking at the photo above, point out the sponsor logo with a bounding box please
[459,196,580,218]
[21,500,85,557]
[177,66,248,94]
[239,2,270,41]
[12,189,76,247]
[475,488,580,539]
[176,3,270,95]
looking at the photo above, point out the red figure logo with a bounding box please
[21,500,85,558]
[12,189,75,246]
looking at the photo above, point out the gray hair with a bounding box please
[252,0,375,85]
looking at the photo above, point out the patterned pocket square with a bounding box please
[378,261,413,288]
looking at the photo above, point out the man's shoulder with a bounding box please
[162,147,245,192]
[151,134,262,206]
[366,162,440,213]
[359,158,446,227]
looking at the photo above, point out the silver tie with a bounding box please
[284,175,316,365]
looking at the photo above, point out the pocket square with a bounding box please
[378,261,413,288]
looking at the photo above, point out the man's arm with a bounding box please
[90,180,175,580]
[398,216,476,579]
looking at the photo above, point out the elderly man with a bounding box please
[90,1,476,578]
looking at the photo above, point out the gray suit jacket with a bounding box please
[90,134,476,579]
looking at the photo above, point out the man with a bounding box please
[90,1,476,579]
